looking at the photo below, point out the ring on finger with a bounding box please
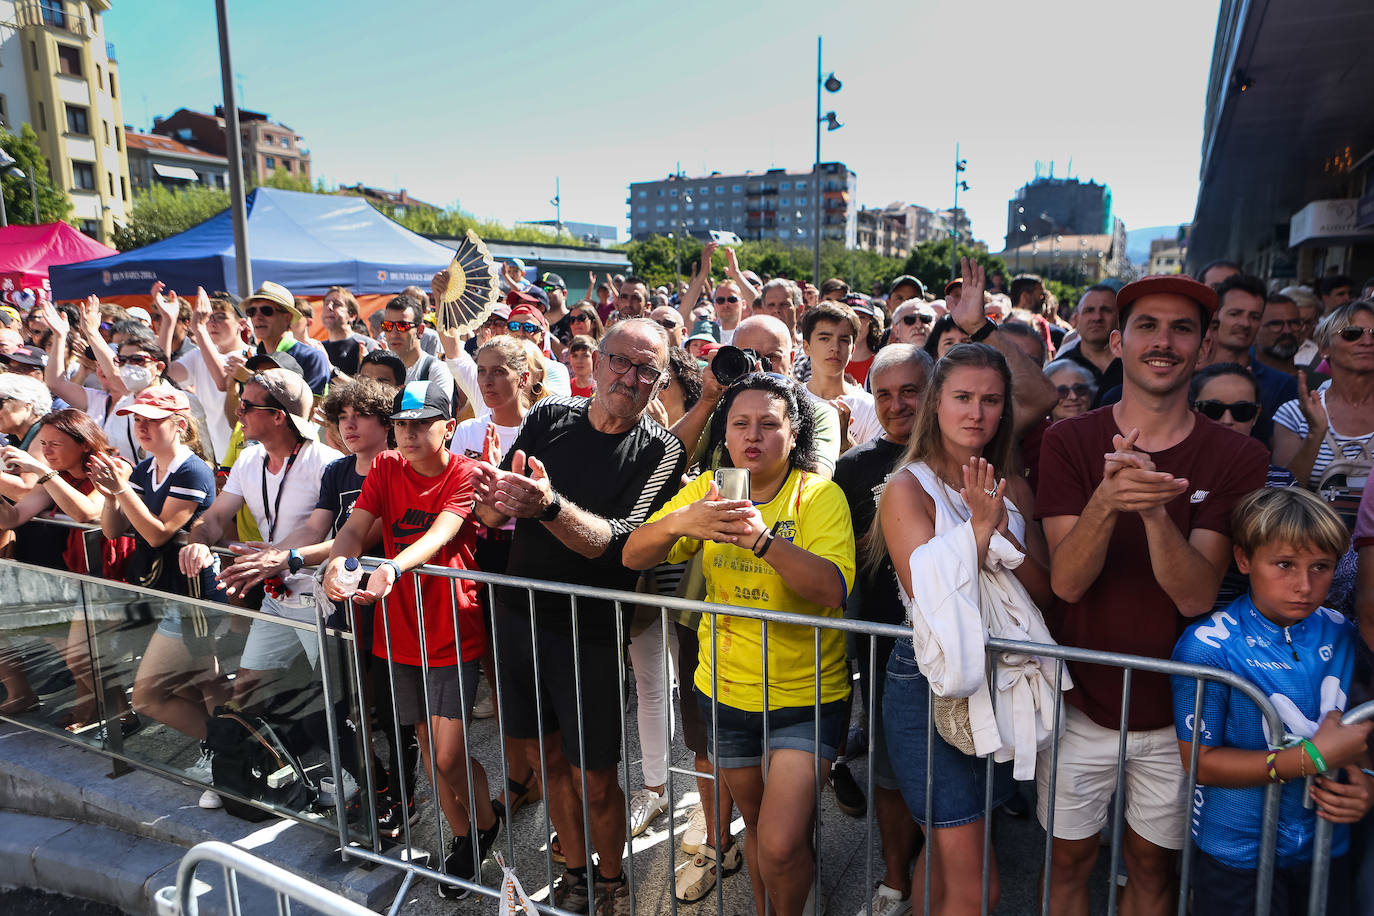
[983,487,997,498]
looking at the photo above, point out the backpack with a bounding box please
[205,706,317,821]
[1315,421,1374,529]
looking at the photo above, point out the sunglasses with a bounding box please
[115,354,155,366]
[1193,399,1260,423]
[243,305,278,318]
[1056,384,1092,401]
[655,319,681,331]
[380,320,418,332]
[570,313,592,323]
[600,349,663,385]
[900,314,934,326]
[236,400,283,415]
[714,296,739,305]
[508,321,541,334]
[1336,325,1374,343]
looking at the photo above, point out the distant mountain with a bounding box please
[1126,225,1184,265]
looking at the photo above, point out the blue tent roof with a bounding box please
[50,187,456,299]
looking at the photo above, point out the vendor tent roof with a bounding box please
[50,188,457,300]
[0,222,118,288]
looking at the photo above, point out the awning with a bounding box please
[153,163,199,182]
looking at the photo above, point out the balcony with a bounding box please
[16,0,90,36]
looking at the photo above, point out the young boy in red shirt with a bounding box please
[324,379,496,900]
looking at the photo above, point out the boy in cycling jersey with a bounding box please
[1172,487,1374,914]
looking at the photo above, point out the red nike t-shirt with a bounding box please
[353,450,483,666]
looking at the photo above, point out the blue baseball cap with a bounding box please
[390,379,451,421]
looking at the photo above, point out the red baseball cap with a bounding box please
[506,288,545,311]
[115,385,190,420]
[943,278,963,295]
[507,302,546,326]
[1116,274,1219,317]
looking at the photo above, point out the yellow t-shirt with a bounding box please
[219,424,262,543]
[650,468,855,712]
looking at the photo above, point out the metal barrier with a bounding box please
[153,840,376,916]
[0,516,1358,916]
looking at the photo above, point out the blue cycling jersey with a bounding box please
[1171,594,1357,870]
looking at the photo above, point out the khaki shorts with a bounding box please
[1035,705,1187,850]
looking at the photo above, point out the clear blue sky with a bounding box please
[105,0,1221,248]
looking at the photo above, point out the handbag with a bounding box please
[205,705,316,821]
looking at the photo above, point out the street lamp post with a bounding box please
[951,145,968,281]
[215,0,252,296]
[813,36,842,286]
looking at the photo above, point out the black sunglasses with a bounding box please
[244,305,277,318]
[1056,384,1092,401]
[714,295,739,305]
[116,354,156,366]
[1193,399,1260,423]
[1336,326,1374,343]
[900,314,934,326]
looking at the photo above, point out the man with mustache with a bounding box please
[1035,275,1268,916]
[1206,274,1297,443]
[1060,285,1122,408]
[1253,293,1304,377]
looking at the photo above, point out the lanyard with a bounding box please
[260,441,302,542]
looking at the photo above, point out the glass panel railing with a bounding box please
[0,557,371,839]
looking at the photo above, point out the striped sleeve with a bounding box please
[603,417,687,563]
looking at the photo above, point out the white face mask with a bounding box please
[119,364,155,391]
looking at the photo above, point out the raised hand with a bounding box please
[38,300,69,338]
[1295,370,1328,436]
[151,281,179,324]
[959,457,1007,533]
[78,295,101,334]
[951,256,988,335]
[481,422,501,464]
[431,269,450,305]
[85,451,131,496]
[700,240,719,275]
[191,288,212,327]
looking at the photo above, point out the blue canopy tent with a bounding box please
[49,187,456,300]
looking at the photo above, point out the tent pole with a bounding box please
[216,0,252,296]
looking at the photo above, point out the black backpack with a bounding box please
[205,706,317,821]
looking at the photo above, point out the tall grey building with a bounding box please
[628,163,856,246]
[1005,176,1113,250]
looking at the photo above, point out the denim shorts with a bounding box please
[883,638,1012,828]
[695,687,848,769]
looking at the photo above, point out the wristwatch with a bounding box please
[539,490,563,522]
[969,318,997,343]
[287,549,304,574]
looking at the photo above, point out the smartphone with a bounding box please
[714,467,750,501]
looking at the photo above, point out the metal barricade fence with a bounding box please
[154,840,377,916]
[311,560,1309,916]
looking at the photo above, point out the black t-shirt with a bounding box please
[500,397,687,644]
[323,337,365,377]
[315,455,368,536]
[833,436,905,626]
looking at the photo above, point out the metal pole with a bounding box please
[215,0,252,297]
[950,143,959,282]
[27,172,37,222]
[813,35,822,287]
[0,179,8,227]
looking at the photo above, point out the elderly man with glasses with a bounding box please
[471,317,687,913]
[240,281,330,396]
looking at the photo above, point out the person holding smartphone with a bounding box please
[624,372,855,916]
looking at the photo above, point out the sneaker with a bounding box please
[831,762,866,818]
[856,883,913,916]
[551,867,589,913]
[198,788,223,810]
[437,818,500,900]
[377,795,420,839]
[592,873,630,916]
[184,746,213,784]
[675,841,743,902]
[472,692,495,720]
[680,803,707,854]
[628,787,668,837]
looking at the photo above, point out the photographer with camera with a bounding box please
[671,315,841,478]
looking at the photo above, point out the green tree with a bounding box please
[392,204,587,247]
[626,234,907,294]
[902,239,1010,295]
[0,124,71,225]
[111,183,230,251]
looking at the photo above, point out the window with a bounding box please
[65,105,88,135]
[655,219,665,228]
[698,187,708,196]
[283,160,293,173]
[685,218,694,226]
[57,45,82,77]
[116,127,122,151]
[655,204,665,213]
[685,203,694,211]
[781,182,791,190]
[636,190,646,198]
[732,184,743,192]
[96,64,102,86]
[669,188,677,197]
[40,0,66,27]
[36,101,45,131]
[636,205,646,213]
[656,189,663,197]
[107,171,114,195]
[669,204,678,212]
[72,162,95,190]
[79,220,98,236]
[120,176,127,201]
[716,201,725,209]
[280,136,289,148]
[29,41,37,72]
[108,71,117,99]
[716,185,724,193]
[264,156,275,169]
[732,200,742,208]
[795,180,808,190]
[102,120,110,144]
[796,196,807,206]
[780,197,790,206]
[780,214,790,224]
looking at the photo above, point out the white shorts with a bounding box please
[238,593,319,672]
[1035,705,1187,850]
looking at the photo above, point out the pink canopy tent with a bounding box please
[0,222,117,311]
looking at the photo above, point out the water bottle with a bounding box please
[335,557,363,596]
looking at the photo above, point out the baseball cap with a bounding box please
[115,385,190,420]
[244,281,301,321]
[486,304,512,322]
[391,379,451,421]
[0,346,47,369]
[1116,274,1218,317]
[943,279,963,296]
[890,275,926,297]
[246,348,305,377]
[844,295,875,318]
[252,367,315,438]
[538,272,567,291]
[508,287,548,311]
[127,306,153,324]
[508,302,547,326]
[0,306,20,328]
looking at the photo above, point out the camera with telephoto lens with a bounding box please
[711,346,770,385]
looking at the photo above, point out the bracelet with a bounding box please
[1302,739,1328,774]
[111,488,129,497]
[379,559,403,580]
[1265,751,1286,784]
[35,470,58,485]
[755,532,775,559]
[750,528,769,553]
[1297,745,1307,778]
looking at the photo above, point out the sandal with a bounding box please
[550,832,565,865]
[492,773,541,821]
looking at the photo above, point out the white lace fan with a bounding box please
[435,230,501,335]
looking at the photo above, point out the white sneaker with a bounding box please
[472,694,495,719]
[674,841,742,902]
[680,802,706,854]
[857,883,912,916]
[628,787,669,837]
[184,747,213,784]
[198,788,223,810]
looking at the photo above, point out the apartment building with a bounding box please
[152,106,310,185]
